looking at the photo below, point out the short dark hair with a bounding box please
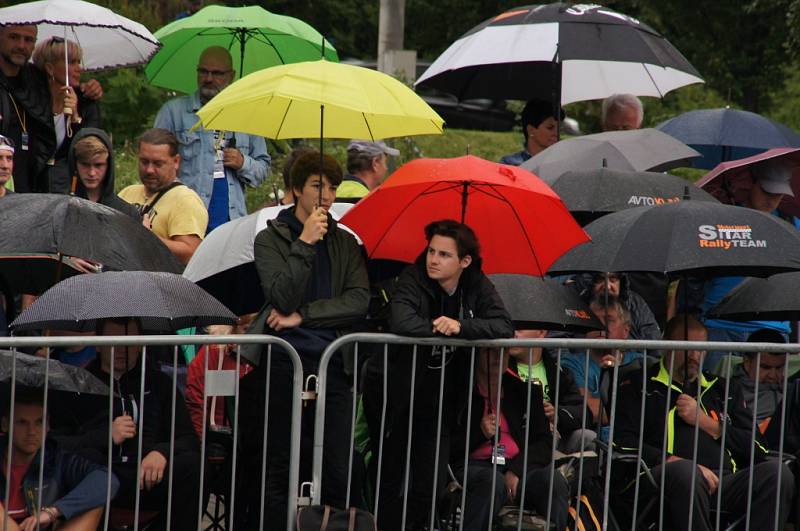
[282,145,315,191]
[290,151,343,194]
[347,150,376,174]
[521,98,564,141]
[663,313,706,341]
[138,128,179,157]
[424,219,481,261]
[745,328,788,358]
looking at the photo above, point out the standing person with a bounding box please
[499,98,563,166]
[367,219,512,530]
[336,140,399,202]
[119,128,208,264]
[155,46,270,232]
[67,128,139,218]
[236,151,369,529]
[615,315,794,530]
[0,388,119,530]
[601,94,643,131]
[0,25,103,194]
[77,318,200,531]
[32,37,101,195]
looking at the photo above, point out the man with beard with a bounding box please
[615,315,794,530]
[155,46,269,232]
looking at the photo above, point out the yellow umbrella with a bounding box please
[194,59,445,140]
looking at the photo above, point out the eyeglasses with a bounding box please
[197,67,231,79]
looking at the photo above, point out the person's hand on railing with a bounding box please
[140,450,167,491]
[112,414,136,445]
[267,309,302,331]
[431,316,461,336]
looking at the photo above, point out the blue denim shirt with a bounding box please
[498,149,532,166]
[154,92,270,219]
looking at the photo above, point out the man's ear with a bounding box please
[460,254,472,269]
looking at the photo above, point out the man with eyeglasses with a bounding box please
[155,46,270,232]
[0,25,103,194]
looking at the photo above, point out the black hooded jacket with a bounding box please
[50,89,101,195]
[67,128,139,219]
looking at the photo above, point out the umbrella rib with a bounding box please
[275,99,293,138]
[642,63,665,99]
[252,30,286,63]
[363,113,375,141]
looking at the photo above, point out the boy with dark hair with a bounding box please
[0,388,119,530]
[366,218,512,530]
[238,149,368,528]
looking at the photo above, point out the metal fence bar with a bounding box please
[486,347,505,531]
[715,352,733,531]
[258,345,272,531]
[429,343,449,531]
[574,347,591,527]
[373,345,389,521]
[196,343,210,531]
[104,346,115,531]
[399,347,417,530]
[745,353,762,531]
[773,353,791,531]
[601,356,621,531]
[545,348,561,528]
[458,347,476,531]
[345,344,359,509]
[658,350,675,530]
[132,345,147,531]
[228,345,242,531]
[515,346,533,531]
[33,347,51,531]
[165,345,178,531]
[630,347,649,530]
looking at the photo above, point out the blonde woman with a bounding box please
[32,37,101,195]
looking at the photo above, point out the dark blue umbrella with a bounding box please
[656,108,800,169]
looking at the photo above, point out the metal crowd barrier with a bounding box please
[0,335,302,531]
[311,334,800,531]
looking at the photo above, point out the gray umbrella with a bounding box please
[708,272,800,321]
[489,274,601,332]
[521,128,700,183]
[10,271,237,332]
[0,349,108,395]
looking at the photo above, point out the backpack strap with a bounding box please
[141,181,185,217]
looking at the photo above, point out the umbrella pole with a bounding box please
[460,183,468,224]
[238,28,245,80]
[55,252,64,284]
[319,105,325,207]
[552,46,560,142]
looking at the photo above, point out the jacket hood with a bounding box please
[67,127,116,202]
[576,271,631,301]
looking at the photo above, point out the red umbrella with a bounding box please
[696,147,800,217]
[340,155,588,275]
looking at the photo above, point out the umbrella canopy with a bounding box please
[695,148,800,218]
[0,194,182,294]
[489,274,601,332]
[548,200,800,277]
[708,272,800,321]
[145,4,338,93]
[183,203,354,315]
[0,350,108,395]
[550,168,718,224]
[521,128,699,183]
[415,3,703,104]
[656,108,800,169]
[0,0,160,70]
[11,271,236,332]
[194,59,445,140]
[340,155,588,275]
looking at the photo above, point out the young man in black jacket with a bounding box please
[368,219,513,530]
[615,314,794,530]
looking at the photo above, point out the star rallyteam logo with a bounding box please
[565,309,592,319]
[698,224,768,249]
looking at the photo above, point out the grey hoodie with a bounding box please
[67,127,140,219]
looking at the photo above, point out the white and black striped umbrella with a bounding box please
[415,3,703,104]
[11,271,237,332]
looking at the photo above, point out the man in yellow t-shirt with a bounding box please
[119,128,208,264]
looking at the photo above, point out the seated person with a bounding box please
[576,272,660,340]
[561,296,643,427]
[0,388,119,530]
[185,313,257,438]
[451,347,569,530]
[730,328,788,442]
[77,318,200,531]
[510,329,594,454]
[615,314,794,530]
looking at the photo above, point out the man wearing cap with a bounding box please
[697,159,795,370]
[336,140,399,202]
[154,46,270,232]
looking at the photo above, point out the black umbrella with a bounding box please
[548,169,718,225]
[0,349,108,394]
[547,200,800,278]
[415,3,702,104]
[708,272,800,321]
[10,271,236,332]
[488,273,601,332]
[0,194,183,294]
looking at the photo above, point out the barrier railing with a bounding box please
[312,334,800,531]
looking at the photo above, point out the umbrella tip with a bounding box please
[683,185,691,200]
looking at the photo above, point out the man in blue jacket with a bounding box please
[0,388,119,530]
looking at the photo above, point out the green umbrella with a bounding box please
[145,4,338,93]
